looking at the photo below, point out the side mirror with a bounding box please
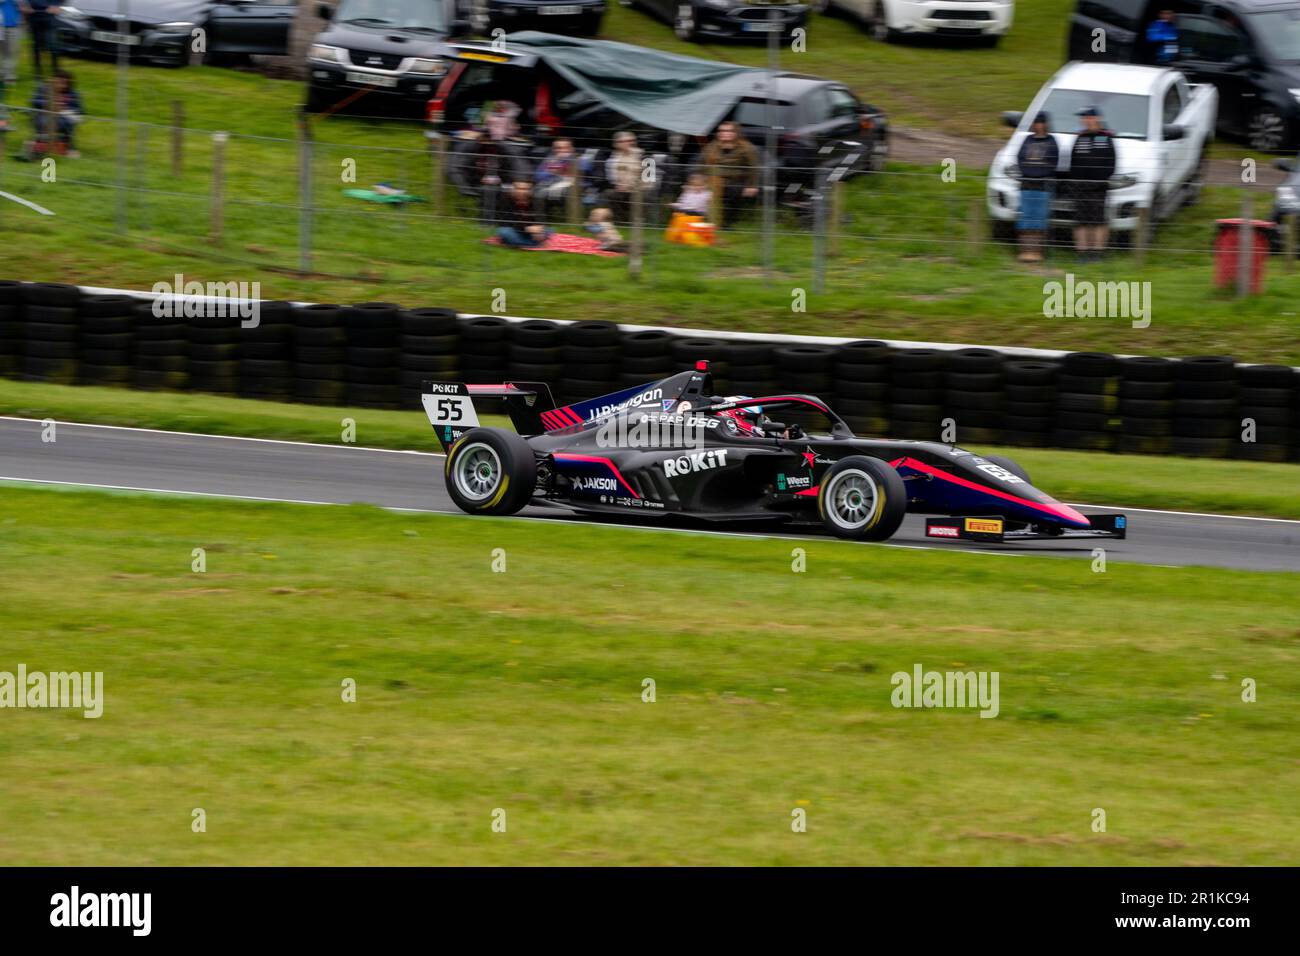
[1161,123,1186,141]
[317,3,332,20]
[1275,158,1296,173]
[1001,110,1023,129]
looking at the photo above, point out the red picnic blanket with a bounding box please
[482,232,625,257]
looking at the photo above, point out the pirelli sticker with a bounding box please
[964,518,1004,534]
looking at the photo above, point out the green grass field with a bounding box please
[4,376,1297,518]
[1,484,1296,865]
[0,8,1298,360]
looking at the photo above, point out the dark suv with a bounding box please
[306,0,470,115]
[472,0,606,36]
[1069,0,1300,150]
[622,0,808,42]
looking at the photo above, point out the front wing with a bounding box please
[924,514,1128,543]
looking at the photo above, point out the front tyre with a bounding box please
[817,456,907,541]
[445,427,537,516]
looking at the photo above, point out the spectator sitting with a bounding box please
[535,138,586,204]
[1146,8,1179,64]
[586,207,626,253]
[671,172,713,218]
[32,70,82,157]
[496,180,552,249]
[698,121,759,227]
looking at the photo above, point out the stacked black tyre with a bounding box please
[458,316,511,386]
[1001,359,1058,447]
[77,295,136,387]
[561,321,622,403]
[942,347,1005,445]
[0,280,24,378]
[727,341,778,398]
[1235,363,1294,462]
[505,319,562,393]
[343,303,401,408]
[400,307,460,409]
[188,303,240,396]
[22,283,82,385]
[133,298,189,391]
[833,340,890,436]
[670,337,731,395]
[1116,356,1176,456]
[293,304,347,406]
[1171,356,1237,458]
[238,301,296,403]
[1051,352,1118,451]
[774,345,835,399]
[618,329,676,390]
[887,348,946,440]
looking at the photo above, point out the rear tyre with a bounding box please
[817,455,907,541]
[981,453,1031,485]
[445,427,537,516]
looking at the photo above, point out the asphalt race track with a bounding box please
[1,417,1296,572]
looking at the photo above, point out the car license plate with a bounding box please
[346,71,398,88]
[743,21,783,31]
[944,20,985,29]
[90,30,140,45]
[540,5,582,13]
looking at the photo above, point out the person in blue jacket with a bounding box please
[0,0,20,85]
[1015,112,1059,263]
[1146,8,1180,64]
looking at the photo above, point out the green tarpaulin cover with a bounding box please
[501,31,773,137]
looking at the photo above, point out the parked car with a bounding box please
[819,0,1013,46]
[428,37,889,204]
[986,61,1217,238]
[56,0,293,68]
[1271,153,1300,222]
[306,0,470,115]
[471,0,606,36]
[620,0,808,42]
[1068,0,1300,150]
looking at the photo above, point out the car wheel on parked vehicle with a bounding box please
[816,455,907,541]
[1249,108,1288,152]
[445,428,538,516]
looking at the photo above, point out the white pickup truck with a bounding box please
[986,62,1218,237]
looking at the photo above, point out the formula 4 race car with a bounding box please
[423,362,1127,544]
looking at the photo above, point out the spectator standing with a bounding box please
[496,180,551,248]
[1015,111,1059,263]
[1,0,20,85]
[603,131,642,223]
[698,121,759,227]
[1146,8,1179,65]
[1067,106,1117,263]
[21,0,60,76]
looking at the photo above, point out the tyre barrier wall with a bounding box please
[1,279,1298,463]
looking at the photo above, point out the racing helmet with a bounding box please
[715,396,766,436]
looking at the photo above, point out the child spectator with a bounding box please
[671,172,713,217]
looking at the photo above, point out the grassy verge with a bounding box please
[3,376,1297,518]
[1,484,1295,865]
[1,18,1299,360]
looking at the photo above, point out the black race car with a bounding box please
[423,363,1127,544]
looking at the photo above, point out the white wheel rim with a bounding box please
[826,469,879,530]
[454,443,503,502]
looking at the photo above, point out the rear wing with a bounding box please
[422,381,557,452]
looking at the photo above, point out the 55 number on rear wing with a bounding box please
[422,381,557,452]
